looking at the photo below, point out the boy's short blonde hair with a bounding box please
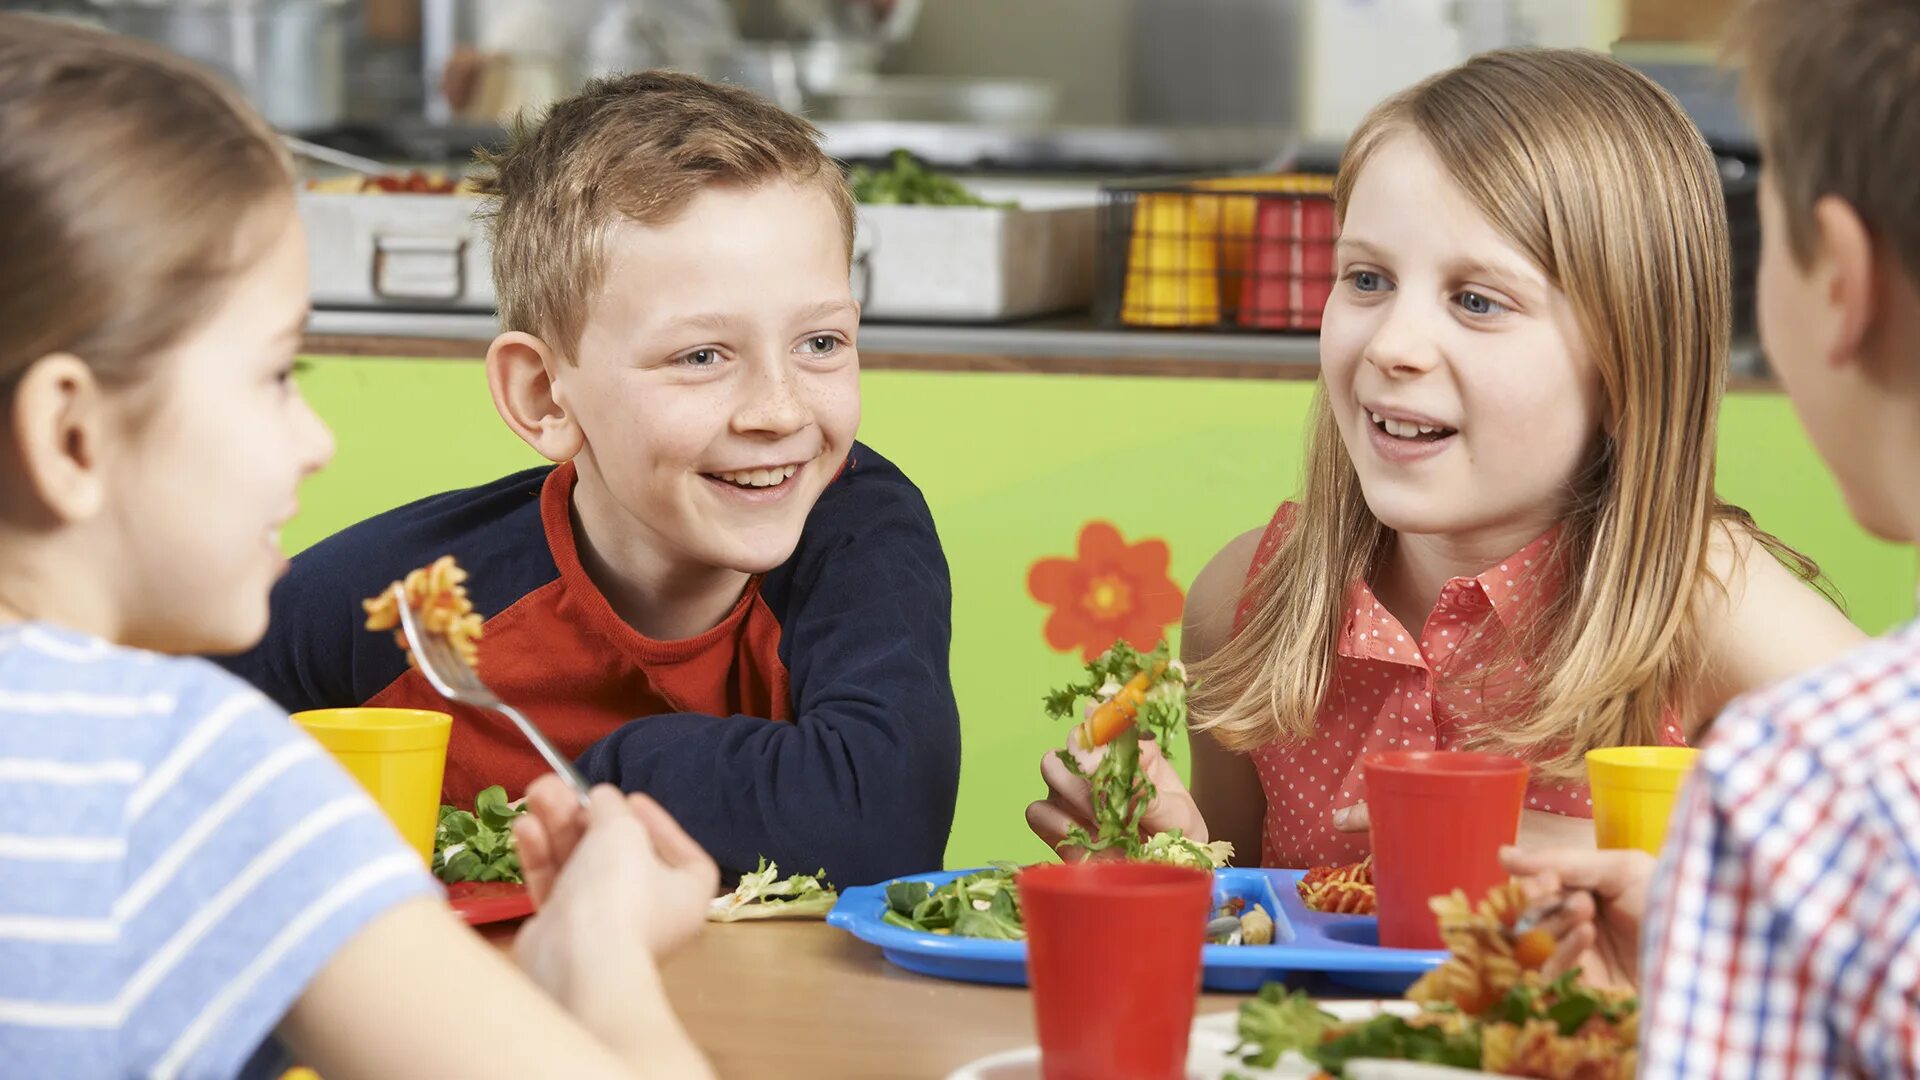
[475,70,856,358]
[1733,0,1920,284]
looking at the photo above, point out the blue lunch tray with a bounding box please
[826,866,1446,994]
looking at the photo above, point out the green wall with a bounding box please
[293,357,1916,869]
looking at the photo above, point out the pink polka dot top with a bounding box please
[1232,504,1687,869]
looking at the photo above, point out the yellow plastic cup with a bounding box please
[293,708,452,865]
[1120,191,1223,326]
[1586,746,1701,854]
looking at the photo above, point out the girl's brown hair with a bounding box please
[1192,48,1819,780]
[0,15,293,401]
[1731,0,1920,286]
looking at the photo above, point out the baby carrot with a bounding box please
[1071,663,1166,750]
[1514,927,1557,971]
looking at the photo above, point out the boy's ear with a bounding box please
[6,354,108,525]
[1813,195,1879,373]
[487,331,584,464]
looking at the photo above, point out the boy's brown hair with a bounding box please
[1731,0,1920,283]
[0,15,291,399]
[475,70,857,359]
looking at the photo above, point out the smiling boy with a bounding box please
[222,71,960,886]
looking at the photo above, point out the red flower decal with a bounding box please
[1027,521,1186,662]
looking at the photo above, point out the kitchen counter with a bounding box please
[304,308,1774,386]
[304,309,1321,378]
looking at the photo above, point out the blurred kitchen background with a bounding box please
[0,0,1758,352]
[4,0,1749,170]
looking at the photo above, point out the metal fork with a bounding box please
[392,583,594,808]
[1510,894,1573,939]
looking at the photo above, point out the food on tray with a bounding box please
[433,784,526,884]
[1226,882,1638,1079]
[1298,856,1377,914]
[883,865,1024,940]
[1207,896,1276,946]
[850,149,1013,208]
[887,866,1282,947]
[875,639,1248,945]
[1136,828,1235,870]
[1045,640,1231,864]
[708,858,839,922]
[363,555,484,668]
[303,170,477,195]
[1240,904,1276,946]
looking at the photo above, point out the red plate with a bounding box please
[446,880,536,926]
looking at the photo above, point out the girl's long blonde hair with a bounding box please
[1193,49,1818,780]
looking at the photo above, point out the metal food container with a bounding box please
[300,192,1095,322]
[93,0,352,132]
[297,191,496,311]
[853,204,1095,323]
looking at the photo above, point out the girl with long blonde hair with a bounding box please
[1030,48,1862,868]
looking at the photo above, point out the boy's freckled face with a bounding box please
[563,179,860,575]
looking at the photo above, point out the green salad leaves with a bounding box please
[1136,828,1235,870]
[432,784,525,884]
[1227,974,1638,1078]
[850,149,1013,208]
[1045,640,1202,861]
[1226,986,1478,1077]
[881,865,1024,940]
[1231,984,1339,1067]
[708,858,839,922]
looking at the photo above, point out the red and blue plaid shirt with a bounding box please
[1643,618,1920,1077]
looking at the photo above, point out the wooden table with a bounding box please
[488,918,1246,1079]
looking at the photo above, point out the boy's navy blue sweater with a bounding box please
[219,443,960,886]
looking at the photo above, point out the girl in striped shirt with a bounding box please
[0,16,715,1079]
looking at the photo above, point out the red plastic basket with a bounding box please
[1096,174,1336,332]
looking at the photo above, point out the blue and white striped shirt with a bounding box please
[0,623,437,1079]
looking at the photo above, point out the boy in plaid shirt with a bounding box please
[1503,0,1920,1075]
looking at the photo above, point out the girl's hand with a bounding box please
[1499,844,1654,992]
[514,779,719,962]
[1024,739,1207,857]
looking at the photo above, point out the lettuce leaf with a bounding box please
[1232,985,1338,1067]
[880,865,1025,940]
[1047,639,1191,861]
[1137,829,1235,869]
[708,857,840,922]
[432,784,525,884]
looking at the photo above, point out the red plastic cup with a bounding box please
[1018,862,1213,1080]
[1363,751,1529,950]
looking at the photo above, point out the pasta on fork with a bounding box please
[362,555,484,668]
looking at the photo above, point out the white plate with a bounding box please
[944,1000,1493,1080]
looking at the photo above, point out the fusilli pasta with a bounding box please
[1482,1017,1637,1080]
[1408,881,1531,1011]
[362,555,484,668]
